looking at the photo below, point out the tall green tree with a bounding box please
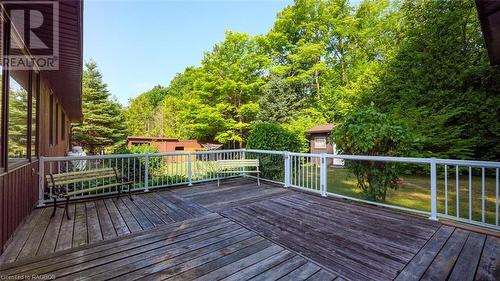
[368,0,500,160]
[194,31,269,147]
[124,85,167,137]
[73,60,127,154]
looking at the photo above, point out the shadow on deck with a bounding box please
[0,178,498,280]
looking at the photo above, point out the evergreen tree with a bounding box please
[257,75,304,123]
[73,60,127,154]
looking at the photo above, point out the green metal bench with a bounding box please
[216,159,260,187]
[46,167,134,219]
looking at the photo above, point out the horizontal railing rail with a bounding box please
[39,148,500,230]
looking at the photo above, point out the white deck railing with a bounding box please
[38,149,500,230]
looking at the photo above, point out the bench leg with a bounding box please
[217,174,220,187]
[128,184,134,201]
[257,173,261,186]
[117,185,122,199]
[51,197,57,217]
[65,197,70,220]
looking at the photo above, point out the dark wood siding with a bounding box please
[0,161,38,255]
[39,79,71,157]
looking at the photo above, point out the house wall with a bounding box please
[38,79,71,157]
[0,76,72,254]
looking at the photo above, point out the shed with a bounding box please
[307,124,343,166]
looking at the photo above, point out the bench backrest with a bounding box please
[216,159,259,170]
[46,168,119,188]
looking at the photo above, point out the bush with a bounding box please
[246,122,301,181]
[247,122,301,152]
[332,108,413,201]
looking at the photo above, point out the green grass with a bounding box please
[325,168,498,224]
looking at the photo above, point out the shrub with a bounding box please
[247,122,301,152]
[332,108,413,201]
[246,122,301,181]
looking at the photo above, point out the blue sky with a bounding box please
[83,0,292,105]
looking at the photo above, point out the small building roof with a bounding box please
[127,136,178,142]
[307,124,335,134]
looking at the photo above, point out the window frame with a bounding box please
[61,111,65,141]
[0,9,40,171]
[49,93,54,146]
[314,136,327,149]
[1,13,10,171]
[55,102,59,144]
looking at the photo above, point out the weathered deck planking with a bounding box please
[0,189,209,262]
[221,192,440,281]
[1,178,498,281]
[0,214,334,281]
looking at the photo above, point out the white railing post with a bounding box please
[320,153,327,197]
[37,156,45,207]
[284,151,291,187]
[188,152,193,186]
[144,153,149,192]
[430,158,438,220]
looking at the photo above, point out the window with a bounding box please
[175,146,185,151]
[314,136,327,149]
[8,74,29,164]
[49,94,54,145]
[0,13,38,169]
[32,73,40,158]
[61,111,65,140]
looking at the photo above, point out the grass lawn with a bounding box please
[326,168,498,225]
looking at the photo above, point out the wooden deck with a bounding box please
[0,178,499,280]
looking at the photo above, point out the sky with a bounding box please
[83,0,293,105]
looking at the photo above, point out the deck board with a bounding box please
[72,203,88,248]
[1,178,497,281]
[0,214,331,281]
[0,208,43,263]
[54,204,76,252]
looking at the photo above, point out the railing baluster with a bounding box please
[444,165,448,215]
[144,153,149,192]
[188,152,193,186]
[482,168,485,223]
[284,151,290,187]
[38,157,45,207]
[469,166,472,221]
[320,154,327,197]
[496,168,499,226]
[314,159,320,189]
[430,158,437,220]
[456,165,460,218]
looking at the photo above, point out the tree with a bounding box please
[257,75,304,123]
[367,0,500,160]
[124,85,167,137]
[332,108,412,201]
[194,31,270,147]
[73,60,127,154]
